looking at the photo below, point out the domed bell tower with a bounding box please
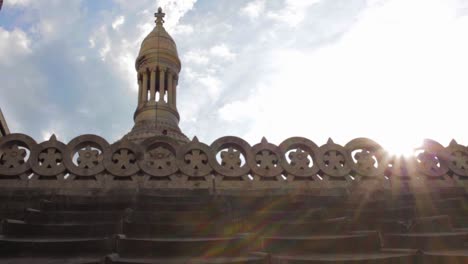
[124,7,189,144]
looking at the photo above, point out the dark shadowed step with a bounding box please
[344,207,416,220]
[269,251,418,263]
[115,235,251,258]
[263,233,381,254]
[123,221,241,238]
[0,236,112,257]
[104,253,267,264]
[243,209,325,223]
[423,249,468,263]
[346,218,408,233]
[24,208,125,224]
[408,215,453,233]
[0,209,26,221]
[134,201,217,211]
[2,219,119,238]
[39,199,133,211]
[128,210,227,224]
[383,232,468,250]
[241,217,349,236]
[348,215,455,233]
[343,197,467,211]
[451,217,468,228]
[0,257,102,264]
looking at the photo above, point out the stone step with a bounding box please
[423,249,468,263]
[136,192,213,203]
[344,207,468,221]
[451,217,468,228]
[269,251,418,263]
[115,235,250,258]
[122,221,241,238]
[225,196,343,209]
[0,257,102,264]
[39,199,214,212]
[262,232,381,254]
[242,217,349,235]
[104,253,267,264]
[344,207,416,220]
[24,209,125,224]
[39,199,133,211]
[0,209,26,221]
[128,210,226,223]
[134,202,219,211]
[383,231,468,250]
[2,219,119,238]
[346,219,408,233]
[408,215,453,233]
[348,215,454,233]
[344,198,467,211]
[0,236,112,256]
[242,209,325,222]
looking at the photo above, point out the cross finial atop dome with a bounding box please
[154,7,165,26]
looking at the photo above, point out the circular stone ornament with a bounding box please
[176,137,213,177]
[209,136,253,177]
[63,134,110,177]
[279,137,319,177]
[414,139,449,177]
[446,140,468,177]
[249,138,283,178]
[345,138,387,177]
[316,139,352,178]
[30,135,67,177]
[0,133,37,176]
[104,140,142,177]
[138,137,179,177]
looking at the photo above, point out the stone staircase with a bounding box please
[0,190,467,263]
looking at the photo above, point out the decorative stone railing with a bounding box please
[0,133,467,193]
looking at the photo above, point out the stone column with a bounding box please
[159,67,165,103]
[137,73,143,105]
[142,70,149,103]
[150,67,156,101]
[167,70,173,106]
[173,75,177,106]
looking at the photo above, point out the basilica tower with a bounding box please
[124,7,189,144]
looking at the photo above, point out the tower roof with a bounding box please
[136,7,181,71]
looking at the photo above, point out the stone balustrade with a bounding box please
[0,133,467,193]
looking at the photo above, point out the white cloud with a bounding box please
[155,0,197,30]
[217,0,468,152]
[210,44,236,61]
[0,28,31,65]
[173,24,194,35]
[198,76,222,100]
[241,0,265,19]
[5,0,32,6]
[184,50,209,65]
[112,16,125,30]
[267,0,322,26]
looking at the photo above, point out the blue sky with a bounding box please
[1,0,468,156]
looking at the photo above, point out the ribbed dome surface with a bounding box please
[138,25,179,61]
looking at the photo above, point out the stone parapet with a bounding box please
[0,133,467,195]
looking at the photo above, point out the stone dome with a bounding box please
[135,9,181,71]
